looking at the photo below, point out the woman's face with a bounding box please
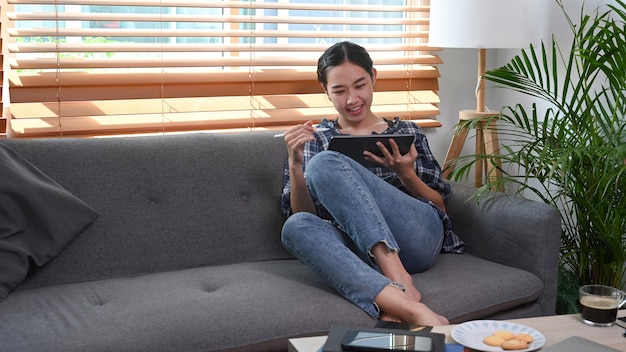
[324,61,376,125]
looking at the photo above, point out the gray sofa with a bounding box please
[0,131,561,352]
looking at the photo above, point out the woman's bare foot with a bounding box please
[407,302,449,326]
[375,285,448,327]
[379,303,447,327]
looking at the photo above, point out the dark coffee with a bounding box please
[580,296,618,325]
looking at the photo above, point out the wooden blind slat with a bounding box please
[10,55,440,69]
[9,43,435,53]
[9,12,426,26]
[9,78,440,102]
[9,0,426,12]
[9,28,428,39]
[9,68,439,86]
[9,91,439,116]
[9,118,442,138]
[9,108,442,138]
[9,69,440,102]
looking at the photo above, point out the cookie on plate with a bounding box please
[483,335,506,346]
[502,339,528,350]
[514,333,534,343]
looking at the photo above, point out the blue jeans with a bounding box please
[281,151,444,318]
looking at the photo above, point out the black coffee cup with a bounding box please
[579,284,626,327]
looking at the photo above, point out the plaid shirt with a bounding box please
[281,117,464,253]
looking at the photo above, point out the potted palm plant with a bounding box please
[448,0,626,313]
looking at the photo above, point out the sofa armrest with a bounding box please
[446,182,561,315]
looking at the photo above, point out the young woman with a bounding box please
[280,41,464,327]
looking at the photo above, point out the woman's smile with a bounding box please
[347,104,364,116]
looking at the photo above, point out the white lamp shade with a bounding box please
[428,0,541,49]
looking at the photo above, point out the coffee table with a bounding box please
[288,311,626,352]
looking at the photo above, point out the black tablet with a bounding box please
[342,330,434,351]
[327,134,415,168]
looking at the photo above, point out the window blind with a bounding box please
[4,0,441,137]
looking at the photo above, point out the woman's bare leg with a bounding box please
[371,243,448,326]
[371,243,422,302]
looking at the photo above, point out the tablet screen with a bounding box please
[327,134,415,168]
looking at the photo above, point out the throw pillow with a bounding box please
[0,143,99,302]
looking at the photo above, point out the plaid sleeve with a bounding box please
[280,125,333,218]
[414,131,451,200]
[280,161,293,217]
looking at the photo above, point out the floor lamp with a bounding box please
[428,0,540,191]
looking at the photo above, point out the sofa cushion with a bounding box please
[0,256,543,352]
[414,253,543,323]
[0,260,373,352]
[0,143,99,302]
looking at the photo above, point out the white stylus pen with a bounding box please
[273,127,330,138]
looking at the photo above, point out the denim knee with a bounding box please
[281,212,307,247]
[281,211,323,249]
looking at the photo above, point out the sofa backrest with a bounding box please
[5,132,292,289]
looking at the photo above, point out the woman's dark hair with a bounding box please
[317,41,374,89]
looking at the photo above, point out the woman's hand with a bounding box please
[365,139,446,210]
[283,120,317,167]
[363,138,418,176]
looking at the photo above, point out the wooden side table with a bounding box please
[443,110,503,192]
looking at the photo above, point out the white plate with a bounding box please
[450,320,546,352]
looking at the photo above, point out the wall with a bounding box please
[423,48,478,165]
